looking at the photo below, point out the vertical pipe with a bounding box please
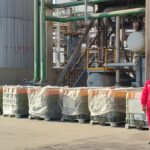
[135,54,142,87]
[120,17,124,59]
[56,22,61,68]
[56,0,61,68]
[84,0,88,22]
[40,0,46,82]
[97,4,104,63]
[115,16,120,86]
[34,0,40,81]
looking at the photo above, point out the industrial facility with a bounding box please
[0,0,150,150]
[0,0,146,87]
[34,0,146,88]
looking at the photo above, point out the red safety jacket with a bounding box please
[141,80,150,109]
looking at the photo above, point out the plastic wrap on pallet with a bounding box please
[0,87,3,114]
[59,87,90,116]
[27,86,61,120]
[3,86,28,116]
[88,88,128,116]
[126,88,144,114]
[126,88,148,123]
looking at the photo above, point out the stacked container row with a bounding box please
[0,86,148,128]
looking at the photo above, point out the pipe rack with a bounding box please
[45,8,145,22]
[34,0,145,84]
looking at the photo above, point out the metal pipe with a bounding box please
[104,63,135,67]
[45,0,115,8]
[56,4,61,68]
[34,0,40,81]
[84,0,88,22]
[45,8,145,22]
[115,16,120,86]
[40,0,46,82]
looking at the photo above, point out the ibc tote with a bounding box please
[60,87,90,123]
[27,86,61,121]
[88,88,128,126]
[3,86,28,118]
[126,88,148,129]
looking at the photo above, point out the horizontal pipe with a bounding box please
[45,0,115,8]
[45,7,145,22]
[104,63,136,68]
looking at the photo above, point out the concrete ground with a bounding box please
[0,117,149,150]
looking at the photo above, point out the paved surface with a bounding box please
[0,117,149,150]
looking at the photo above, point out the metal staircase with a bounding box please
[56,20,96,86]
[66,35,98,87]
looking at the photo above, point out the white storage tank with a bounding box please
[0,0,34,84]
[127,31,145,53]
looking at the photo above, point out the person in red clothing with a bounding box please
[141,80,150,144]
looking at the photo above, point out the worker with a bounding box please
[141,80,150,144]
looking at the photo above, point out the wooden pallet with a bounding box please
[125,113,149,129]
[61,114,90,124]
[3,114,28,119]
[90,115,125,127]
[90,120,124,127]
[28,115,61,121]
[125,123,149,130]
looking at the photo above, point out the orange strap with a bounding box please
[44,89,60,96]
[89,89,126,98]
[3,88,27,94]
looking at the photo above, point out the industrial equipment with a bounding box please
[33,0,145,87]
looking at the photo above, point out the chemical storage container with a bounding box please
[88,88,128,127]
[0,87,3,114]
[125,88,148,129]
[27,86,61,121]
[3,86,28,118]
[60,87,90,123]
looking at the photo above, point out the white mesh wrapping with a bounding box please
[27,86,61,119]
[59,87,89,116]
[88,88,129,116]
[3,86,28,116]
